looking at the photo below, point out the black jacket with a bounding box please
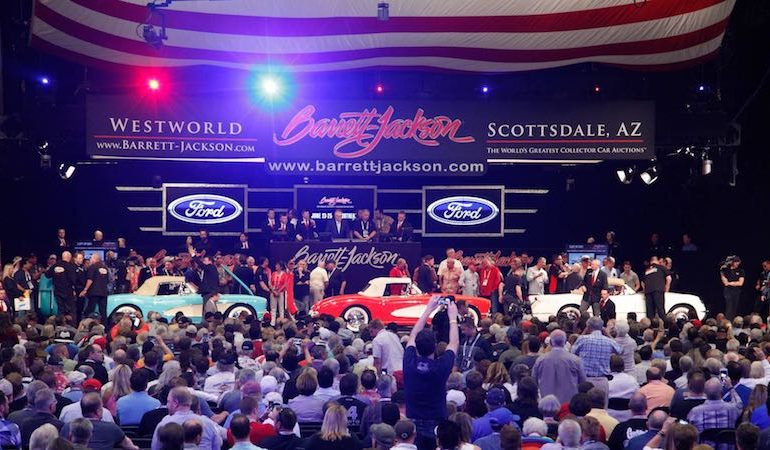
[199,263,220,296]
[325,220,350,239]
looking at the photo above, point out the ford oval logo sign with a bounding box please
[427,196,499,226]
[167,194,243,225]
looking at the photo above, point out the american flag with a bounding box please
[31,0,735,72]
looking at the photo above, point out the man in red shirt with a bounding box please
[226,396,276,446]
[478,258,504,315]
[389,258,409,296]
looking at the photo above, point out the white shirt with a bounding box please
[372,329,404,373]
[309,267,329,290]
[526,267,548,295]
[315,386,341,402]
[203,371,235,396]
[59,401,115,423]
[635,361,652,385]
[608,372,639,399]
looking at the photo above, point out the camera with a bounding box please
[437,295,455,306]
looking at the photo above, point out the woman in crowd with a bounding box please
[103,364,132,416]
[304,403,360,450]
[293,259,310,313]
[2,263,23,308]
[509,377,542,428]
[269,261,289,325]
[482,362,516,399]
[742,385,768,423]
[448,412,481,450]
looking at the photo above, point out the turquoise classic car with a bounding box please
[106,275,267,323]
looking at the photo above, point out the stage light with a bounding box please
[375,84,384,94]
[40,77,50,85]
[147,78,160,91]
[37,140,50,152]
[698,84,706,92]
[377,2,389,21]
[58,163,76,180]
[260,75,281,97]
[593,84,601,94]
[615,167,635,184]
[481,85,489,94]
[640,162,659,185]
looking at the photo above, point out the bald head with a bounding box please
[550,330,567,348]
[648,410,668,430]
[629,392,647,415]
[705,378,723,400]
[587,316,604,331]
[62,251,72,262]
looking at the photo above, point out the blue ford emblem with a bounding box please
[167,194,243,225]
[427,196,499,226]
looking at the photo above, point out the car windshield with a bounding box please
[157,282,183,296]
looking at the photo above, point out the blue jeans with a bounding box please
[413,418,438,450]
[487,291,501,316]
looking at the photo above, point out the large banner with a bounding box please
[87,95,654,175]
[269,241,421,293]
[163,184,247,236]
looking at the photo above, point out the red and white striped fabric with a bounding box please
[31,0,735,73]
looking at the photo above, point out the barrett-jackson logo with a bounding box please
[291,244,399,271]
[427,196,499,226]
[273,105,475,158]
[167,194,243,225]
[318,196,352,207]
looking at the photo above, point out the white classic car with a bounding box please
[528,279,707,322]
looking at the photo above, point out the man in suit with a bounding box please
[325,209,350,239]
[326,261,346,297]
[294,209,317,241]
[392,211,413,242]
[234,232,253,255]
[232,255,255,295]
[138,257,159,287]
[193,230,215,257]
[198,256,220,297]
[598,288,616,323]
[262,209,278,241]
[54,228,70,255]
[272,214,294,242]
[580,259,607,316]
[351,209,377,241]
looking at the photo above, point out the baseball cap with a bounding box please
[185,325,198,336]
[47,355,63,367]
[446,389,466,407]
[337,329,354,345]
[241,340,254,351]
[67,371,87,385]
[485,387,505,407]
[54,329,74,343]
[83,379,102,392]
[394,420,416,441]
[370,423,395,448]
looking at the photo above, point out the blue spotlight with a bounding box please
[697,84,706,92]
[481,85,489,94]
[40,77,50,85]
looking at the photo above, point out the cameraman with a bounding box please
[721,256,745,320]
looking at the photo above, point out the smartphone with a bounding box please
[381,368,388,375]
[719,367,728,382]
[437,295,455,306]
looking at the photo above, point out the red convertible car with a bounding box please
[310,277,491,331]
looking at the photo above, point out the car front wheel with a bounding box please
[224,304,257,320]
[109,304,142,326]
[343,306,371,332]
[668,304,697,321]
